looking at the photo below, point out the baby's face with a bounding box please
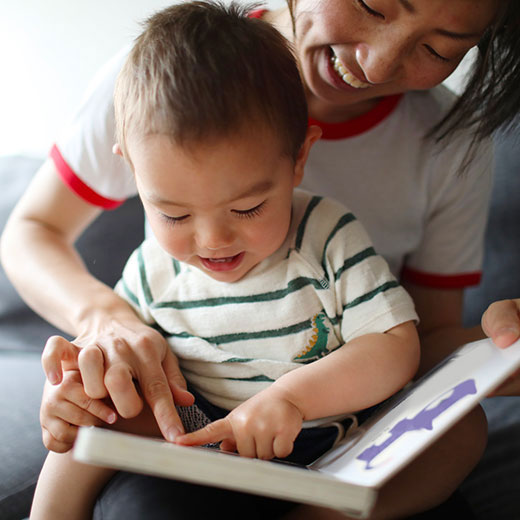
[128,130,303,283]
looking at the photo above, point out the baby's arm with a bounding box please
[177,321,419,459]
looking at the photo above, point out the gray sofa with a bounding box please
[1,133,519,518]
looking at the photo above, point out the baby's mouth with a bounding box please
[199,252,245,272]
[204,257,234,263]
[330,48,371,89]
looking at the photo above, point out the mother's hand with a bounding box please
[41,319,194,442]
[481,299,520,348]
[482,299,520,396]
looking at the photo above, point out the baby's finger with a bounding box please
[42,427,74,453]
[254,435,276,460]
[219,438,237,453]
[176,419,232,447]
[41,418,78,452]
[57,371,117,424]
[48,398,109,429]
[78,345,108,399]
[42,336,80,385]
[68,393,117,425]
[272,434,294,459]
[234,433,257,459]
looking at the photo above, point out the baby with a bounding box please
[31,2,419,518]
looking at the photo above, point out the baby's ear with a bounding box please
[293,125,322,187]
[112,143,123,156]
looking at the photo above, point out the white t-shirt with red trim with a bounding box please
[52,48,493,290]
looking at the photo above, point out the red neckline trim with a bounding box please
[401,266,482,289]
[309,94,403,140]
[50,144,124,210]
[249,9,267,19]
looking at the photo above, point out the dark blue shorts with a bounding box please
[178,385,353,466]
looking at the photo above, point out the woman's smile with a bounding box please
[329,47,371,89]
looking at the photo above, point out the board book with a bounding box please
[74,337,520,518]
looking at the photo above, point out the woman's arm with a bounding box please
[0,160,191,441]
[1,159,104,333]
[402,283,486,376]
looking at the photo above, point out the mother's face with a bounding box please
[290,0,499,115]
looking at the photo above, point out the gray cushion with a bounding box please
[0,352,46,520]
[0,155,144,352]
[463,127,520,327]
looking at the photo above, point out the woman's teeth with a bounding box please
[330,52,370,89]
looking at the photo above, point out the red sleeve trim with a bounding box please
[309,94,403,140]
[50,144,124,210]
[401,266,482,289]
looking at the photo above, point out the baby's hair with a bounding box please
[114,1,308,163]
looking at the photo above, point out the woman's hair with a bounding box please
[115,1,308,162]
[430,0,520,141]
[287,0,520,141]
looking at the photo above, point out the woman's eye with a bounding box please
[232,201,265,219]
[424,45,450,63]
[161,213,189,225]
[357,0,384,19]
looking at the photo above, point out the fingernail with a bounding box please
[166,427,182,442]
[496,327,520,341]
[48,371,60,385]
[106,413,117,424]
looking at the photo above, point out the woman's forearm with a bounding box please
[0,160,137,336]
[2,217,137,335]
[418,324,485,377]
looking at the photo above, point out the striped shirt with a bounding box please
[115,189,418,410]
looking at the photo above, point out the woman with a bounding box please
[2,0,520,518]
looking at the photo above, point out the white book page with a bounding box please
[311,338,520,488]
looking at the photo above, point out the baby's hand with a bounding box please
[40,369,117,453]
[176,388,304,460]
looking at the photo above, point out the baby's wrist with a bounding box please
[265,381,305,419]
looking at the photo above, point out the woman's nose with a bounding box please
[356,35,408,84]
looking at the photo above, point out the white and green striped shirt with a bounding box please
[115,190,418,410]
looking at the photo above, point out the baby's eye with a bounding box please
[160,213,190,225]
[232,201,265,219]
